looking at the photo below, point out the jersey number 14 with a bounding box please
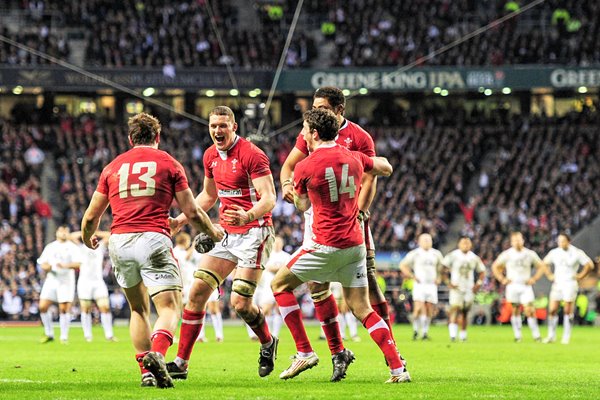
[118,162,157,198]
[325,164,356,202]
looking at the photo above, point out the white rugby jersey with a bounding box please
[495,247,542,284]
[543,245,592,283]
[443,249,486,290]
[403,247,444,284]
[78,242,105,283]
[37,240,82,284]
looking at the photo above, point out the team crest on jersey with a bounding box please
[218,189,243,197]
[344,137,353,148]
[211,161,218,168]
[232,158,238,172]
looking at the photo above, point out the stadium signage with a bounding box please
[550,69,600,87]
[310,71,467,90]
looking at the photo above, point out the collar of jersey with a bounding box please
[217,135,240,160]
[339,118,349,131]
[314,142,337,152]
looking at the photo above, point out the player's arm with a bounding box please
[293,190,311,212]
[81,191,110,250]
[222,174,276,226]
[473,270,486,293]
[399,260,416,282]
[281,148,307,204]
[527,257,547,285]
[366,156,393,177]
[542,255,555,281]
[575,260,594,281]
[170,177,219,234]
[357,173,377,213]
[40,262,52,272]
[491,258,508,285]
[175,187,224,242]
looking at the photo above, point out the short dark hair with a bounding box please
[209,105,236,123]
[510,231,522,238]
[303,108,339,141]
[558,232,571,242]
[314,86,346,109]
[128,113,160,145]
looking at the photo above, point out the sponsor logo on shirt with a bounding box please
[154,273,173,280]
[218,189,243,197]
[356,271,366,279]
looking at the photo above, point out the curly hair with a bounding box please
[303,108,340,141]
[128,113,161,145]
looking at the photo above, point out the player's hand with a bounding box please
[448,283,458,290]
[223,205,252,226]
[358,210,370,222]
[169,217,182,236]
[501,278,511,285]
[526,278,536,285]
[282,183,294,204]
[548,273,555,282]
[209,224,225,242]
[83,235,99,250]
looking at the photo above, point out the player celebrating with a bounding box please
[37,225,82,344]
[442,237,486,342]
[272,108,410,384]
[167,106,277,379]
[542,233,594,344]
[400,233,444,340]
[70,230,116,342]
[280,86,394,376]
[492,232,546,343]
[81,112,223,388]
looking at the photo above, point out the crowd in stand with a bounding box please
[2,103,599,320]
[2,0,599,68]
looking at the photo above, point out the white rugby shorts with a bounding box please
[208,226,274,269]
[413,282,438,304]
[77,279,109,301]
[108,232,182,295]
[449,288,475,308]
[287,243,368,288]
[40,276,75,303]
[505,283,535,305]
[549,281,578,302]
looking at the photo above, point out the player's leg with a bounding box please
[510,303,524,342]
[343,285,409,383]
[207,300,224,342]
[522,285,540,341]
[421,301,435,340]
[544,299,560,343]
[365,222,395,339]
[271,304,284,338]
[309,281,345,355]
[80,299,94,341]
[173,256,234,375]
[96,297,115,341]
[57,282,75,343]
[38,297,55,342]
[412,300,423,340]
[231,267,278,377]
[448,305,460,341]
[272,261,318,379]
[459,306,470,341]
[561,301,575,344]
[343,298,360,342]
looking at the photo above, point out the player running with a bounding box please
[272,108,410,384]
[167,106,278,380]
[81,112,223,388]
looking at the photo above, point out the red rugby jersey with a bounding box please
[203,136,273,234]
[96,146,188,237]
[294,144,373,248]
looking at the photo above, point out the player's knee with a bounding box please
[232,278,257,299]
[311,289,332,302]
[194,268,222,291]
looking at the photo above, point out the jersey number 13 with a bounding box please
[118,162,157,198]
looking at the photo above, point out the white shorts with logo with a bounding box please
[40,276,75,303]
[549,281,578,302]
[505,283,535,305]
[208,226,274,269]
[108,232,182,296]
[413,283,438,304]
[449,288,475,308]
[77,279,109,301]
[288,243,367,288]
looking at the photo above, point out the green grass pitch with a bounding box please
[1,324,599,399]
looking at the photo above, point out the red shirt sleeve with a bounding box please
[246,144,272,179]
[294,131,309,155]
[293,160,309,195]
[203,150,214,179]
[353,151,374,172]
[172,158,189,192]
[96,167,109,194]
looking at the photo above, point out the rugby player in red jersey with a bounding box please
[272,108,410,384]
[81,113,223,388]
[167,106,278,379]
